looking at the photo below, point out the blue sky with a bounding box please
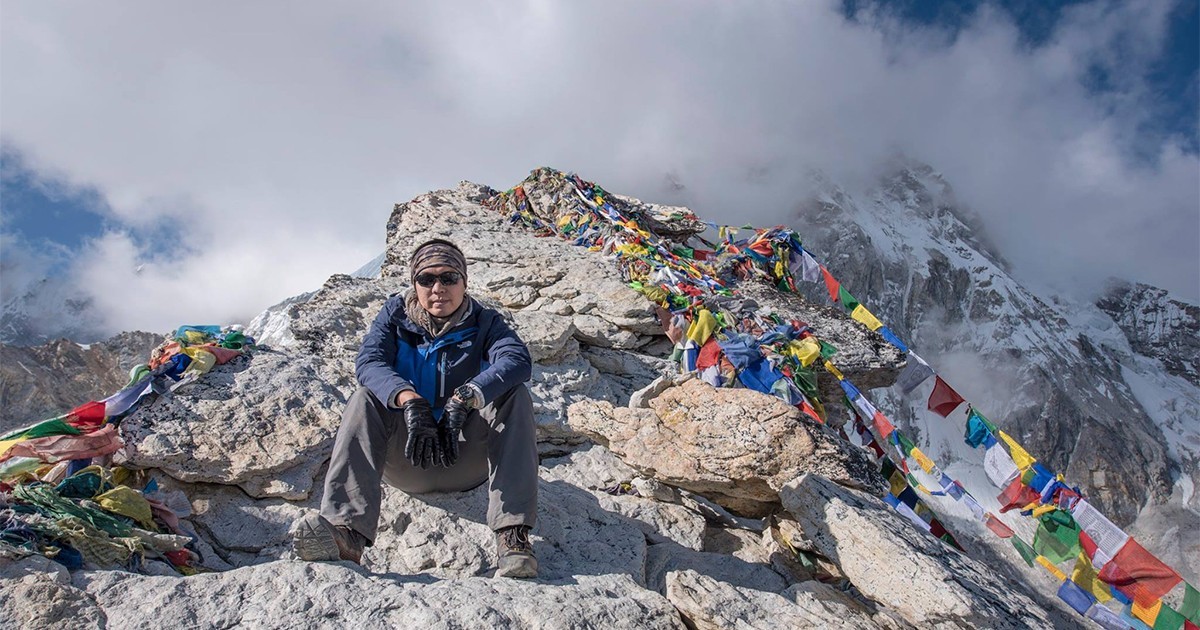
[1,0,1197,339]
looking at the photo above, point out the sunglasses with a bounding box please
[415,271,463,287]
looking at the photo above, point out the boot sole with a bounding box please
[497,554,538,579]
[292,515,341,562]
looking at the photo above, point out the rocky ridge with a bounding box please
[1,174,1085,628]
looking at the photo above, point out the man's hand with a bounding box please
[402,398,441,469]
[439,396,470,467]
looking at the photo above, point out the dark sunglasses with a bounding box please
[415,271,463,287]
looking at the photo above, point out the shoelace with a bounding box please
[501,527,532,553]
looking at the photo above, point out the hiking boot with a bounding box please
[292,513,364,564]
[495,525,537,579]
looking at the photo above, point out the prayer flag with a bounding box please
[877,326,909,352]
[838,379,862,401]
[872,411,896,439]
[911,448,936,473]
[1034,510,1083,565]
[927,377,965,417]
[1153,605,1186,630]
[819,340,838,359]
[1099,538,1182,605]
[1057,579,1097,614]
[850,304,884,331]
[964,412,992,449]
[984,441,1021,488]
[985,513,1015,538]
[1072,500,1130,569]
[998,477,1042,513]
[896,352,934,394]
[852,393,878,420]
[821,266,840,302]
[1087,604,1132,630]
[1038,555,1068,581]
[962,493,987,521]
[1133,599,1163,628]
[838,286,860,311]
[998,431,1037,470]
[1179,583,1200,623]
[968,406,998,432]
[1012,537,1038,567]
[1072,552,1113,603]
[66,400,107,430]
[800,250,821,282]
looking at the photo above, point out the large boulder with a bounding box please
[568,378,886,515]
[779,474,1077,629]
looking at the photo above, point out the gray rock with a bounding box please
[779,473,1075,629]
[0,554,106,629]
[73,561,685,629]
[665,569,879,630]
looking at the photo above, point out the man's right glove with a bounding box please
[402,398,442,469]
[439,396,470,467]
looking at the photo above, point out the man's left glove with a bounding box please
[439,395,470,467]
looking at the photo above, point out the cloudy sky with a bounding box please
[2,0,1197,341]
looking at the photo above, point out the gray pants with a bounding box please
[320,385,538,543]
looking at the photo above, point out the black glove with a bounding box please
[402,398,442,469]
[439,396,471,467]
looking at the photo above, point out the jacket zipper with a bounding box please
[439,350,447,399]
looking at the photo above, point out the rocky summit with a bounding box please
[3,171,1098,629]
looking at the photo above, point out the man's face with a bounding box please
[414,265,466,317]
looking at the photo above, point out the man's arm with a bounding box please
[468,314,532,405]
[355,296,419,408]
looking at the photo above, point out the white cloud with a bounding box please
[1,0,1195,338]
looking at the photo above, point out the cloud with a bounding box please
[1,0,1195,338]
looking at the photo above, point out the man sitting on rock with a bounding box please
[293,238,539,578]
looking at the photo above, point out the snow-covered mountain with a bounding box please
[789,158,1198,579]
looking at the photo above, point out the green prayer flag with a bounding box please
[793,369,820,403]
[1011,537,1037,567]
[1154,604,1186,630]
[1,416,80,441]
[838,286,860,311]
[1033,510,1082,565]
[818,340,838,359]
[1180,583,1200,622]
[896,431,918,455]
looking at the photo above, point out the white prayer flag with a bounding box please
[984,442,1020,488]
[1071,500,1129,568]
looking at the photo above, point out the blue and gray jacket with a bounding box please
[355,294,532,417]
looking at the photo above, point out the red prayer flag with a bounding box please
[1098,538,1181,605]
[1185,621,1198,630]
[799,400,823,424]
[872,411,896,439]
[997,477,1042,513]
[820,266,840,302]
[985,513,1015,538]
[66,400,107,431]
[927,376,966,417]
[1079,530,1099,562]
[695,338,722,370]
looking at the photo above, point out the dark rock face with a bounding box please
[1098,281,1200,387]
[0,330,163,433]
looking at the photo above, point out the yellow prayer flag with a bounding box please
[998,431,1037,470]
[824,361,845,381]
[1035,555,1067,581]
[889,471,908,497]
[556,214,574,229]
[1071,552,1112,603]
[1132,598,1162,627]
[911,448,936,474]
[850,304,885,331]
[1030,504,1057,518]
[180,347,217,377]
[95,486,157,530]
[788,338,822,368]
[0,438,22,459]
[686,309,719,346]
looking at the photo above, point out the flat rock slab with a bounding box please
[73,561,686,630]
[569,379,886,515]
[779,474,1078,629]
